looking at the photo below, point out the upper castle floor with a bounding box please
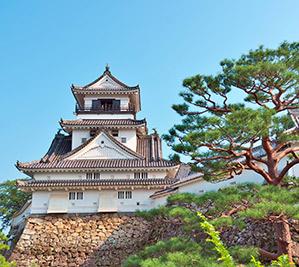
[72,65,141,120]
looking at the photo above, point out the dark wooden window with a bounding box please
[77,192,84,200]
[134,172,148,179]
[86,173,93,179]
[111,130,119,137]
[91,99,101,110]
[94,173,101,179]
[118,191,124,199]
[69,192,76,200]
[125,191,132,199]
[112,100,121,110]
[90,129,97,137]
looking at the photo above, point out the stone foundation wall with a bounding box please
[9,214,183,267]
[9,214,299,267]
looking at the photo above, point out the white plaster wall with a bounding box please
[115,129,137,151]
[151,171,265,208]
[76,114,135,120]
[31,192,50,214]
[152,196,168,207]
[177,170,264,195]
[152,158,299,207]
[68,190,99,213]
[34,171,167,180]
[11,202,31,227]
[72,130,90,149]
[289,163,299,177]
[31,189,157,214]
[71,129,137,152]
[278,156,299,177]
[116,189,156,212]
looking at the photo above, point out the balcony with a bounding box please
[75,103,135,114]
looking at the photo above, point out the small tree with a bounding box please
[0,231,16,267]
[164,42,299,185]
[0,180,30,230]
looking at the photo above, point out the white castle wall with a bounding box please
[72,130,91,149]
[153,158,299,206]
[33,171,167,180]
[30,189,157,214]
[77,114,135,120]
[177,170,264,195]
[72,129,137,151]
[116,129,137,151]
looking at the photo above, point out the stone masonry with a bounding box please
[9,214,183,267]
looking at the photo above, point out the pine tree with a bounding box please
[164,42,299,185]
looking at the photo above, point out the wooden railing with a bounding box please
[75,104,135,114]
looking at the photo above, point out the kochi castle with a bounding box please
[16,66,190,215]
[16,67,297,218]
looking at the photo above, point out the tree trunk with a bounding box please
[273,215,294,264]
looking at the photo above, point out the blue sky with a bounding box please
[1,0,299,181]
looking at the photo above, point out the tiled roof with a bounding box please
[174,164,191,179]
[17,178,173,189]
[17,131,177,173]
[170,172,203,187]
[17,159,177,171]
[41,133,72,162]
[150,172,203,199]
[72,87,139,94]
[60,119,146,128]
[149,187,177,199]
[72,67,139,92]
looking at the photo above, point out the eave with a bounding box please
[17,164,180,175]
[59,118,147,134]
[71,86,141,112]
[17,178,172,192]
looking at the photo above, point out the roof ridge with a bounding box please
[73,67,139,90]
[16,158,178,173]
[60,118,146,123]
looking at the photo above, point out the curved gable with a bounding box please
[66,132,143,160]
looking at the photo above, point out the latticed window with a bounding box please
[134,172,148,179]
[94,173,101,179]
[125,191,132,199]
[86,173,93,179]
[77,192,84,200]
[118,191,132,199]
[69,192,76,200]
[118,191,124,199]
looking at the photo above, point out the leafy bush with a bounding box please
[123,237,220,267]
[132,183,297,266]
[0,231,16,267]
